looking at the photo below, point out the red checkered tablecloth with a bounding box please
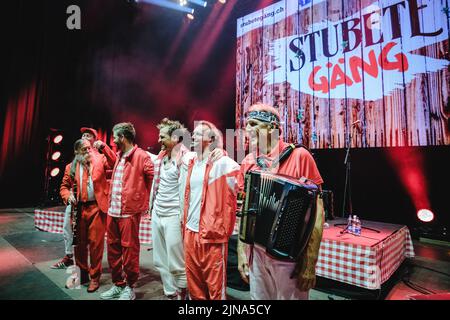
[34,208,65,234]
[34,207,153,245]
[316,218,415,290]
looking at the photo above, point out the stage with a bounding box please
[1,0,449,305]
[0,208,448,300]
[16,207,446,299]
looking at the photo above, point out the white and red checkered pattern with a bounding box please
[139,213,152,244]
[34,209,65,234]
[108,155,131,218]
[34,208,153,245]
[316,221,415,290]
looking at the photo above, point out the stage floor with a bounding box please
[0,208,449,300]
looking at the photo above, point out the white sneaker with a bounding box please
[99,285,125,300]
[118,286,136,300]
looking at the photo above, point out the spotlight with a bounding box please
[188,0,207,7]
[53,134,63,144]
[218,0,226,4]
[179,0,187,6]
[50,168,60,177]
[51,151,61,161]
[417,209,434,222]
[140,0,195,14]
[187,13,195,19]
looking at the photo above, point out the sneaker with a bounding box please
[118,286,136,300]
[99,285,125,300]
[51,255,74,269]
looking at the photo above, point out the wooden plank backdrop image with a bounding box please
[236,0,450,148]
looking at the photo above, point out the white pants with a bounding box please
[63,204,73,255]
[151,213,187,295]
[249,245,309,300]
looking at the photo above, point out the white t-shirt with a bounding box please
[186,157,208,232]
[153,158,181,216]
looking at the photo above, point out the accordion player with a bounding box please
[239,170,318,261]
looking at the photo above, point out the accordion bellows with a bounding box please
[239,170,318,261]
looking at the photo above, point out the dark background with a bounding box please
[0,0,448,237]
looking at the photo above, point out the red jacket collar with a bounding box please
[118,144,138,160]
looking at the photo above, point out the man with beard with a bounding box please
[236,102,324,300]
[98,122,154,300]
[179,121,240,300]
[60,138,114,292]
[52,127,101,270]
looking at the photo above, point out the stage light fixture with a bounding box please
[53,134,63,144]
[51,151,61,161]
[179,0,188,6]
[140,0,195,14]
[218,0,226,4]
[188,0,207,7]
[50,168,60,177]
[187,13,195,20]
[417,209,434,223]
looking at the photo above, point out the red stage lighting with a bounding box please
[417,209,434,223]
[50,168,60,177]
[51,151,61,161]
[53,134,63,144]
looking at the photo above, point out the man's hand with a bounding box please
[292,257,317,291]
[209,148,225,163]
[68,193,77,206]
[237,239,250,284]
[290,196,324,291]
[93,140,104,150]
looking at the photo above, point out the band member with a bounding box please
[80,127,99,152]
[98,122,154,300]
[60,137,114,293]
[51,127,100,269]
[149,118,190,299]
[237,102,324,300]
[180,121,240,300]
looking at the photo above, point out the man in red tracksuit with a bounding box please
[98,122,154,300]
[180,121,240,300]
[60,137,115,292]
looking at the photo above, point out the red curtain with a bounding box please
[0,81,40,176]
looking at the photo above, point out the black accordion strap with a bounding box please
[256,143,311,170]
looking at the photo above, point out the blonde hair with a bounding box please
[157,118,187,143]
[195,120,223,149]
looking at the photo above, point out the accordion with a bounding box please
[239,170,318,261]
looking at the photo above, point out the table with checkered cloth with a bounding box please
[34,207,153,245]
[317,218,415,290]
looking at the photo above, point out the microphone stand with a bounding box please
[337,123,380,234]
[342,126,353,218]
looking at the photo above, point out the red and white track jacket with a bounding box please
[181,154,240,244]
